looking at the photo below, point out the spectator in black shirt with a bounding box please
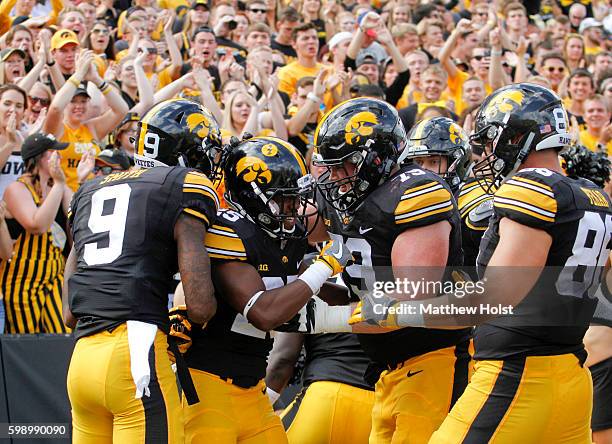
[271,7,301,62]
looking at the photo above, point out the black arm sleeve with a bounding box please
[384,69,410,107]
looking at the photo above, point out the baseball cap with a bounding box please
[356,52,377,67]
[328,32,353,50]
[0,48,26,62]
[72,83,90,99]
[51,29,80,50]
[21,132,68,162]
[95,149,131,171]
[579,17,603,34]
[191,0,210,9]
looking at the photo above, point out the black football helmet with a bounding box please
[134,98,223,178]
[470,83,571,193]
[224,136,317,240]
[398,117,473,193]
[312,97,407,213]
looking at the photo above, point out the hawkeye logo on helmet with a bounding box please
[449,123,465,145]
[484,90,525,119]
[345,111,378,145]
[186,113,212,139]
[236,156,272,185]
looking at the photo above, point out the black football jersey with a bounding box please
[475,168,612,359]
[320,165,471,365]
[303,333,374,390]
[186,209,308,384]
[68,167,218,339]
[457,178,494,269]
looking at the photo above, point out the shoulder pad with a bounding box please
[182,170,220,227]
[391,167,455,226]
[205,209,247,261]
[494,169,558,228]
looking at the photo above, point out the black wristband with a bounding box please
[46,60,55,66]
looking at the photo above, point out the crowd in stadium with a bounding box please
[0,0,611,442]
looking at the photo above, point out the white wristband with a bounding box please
[312,296,352,333]
[266,387,280,405]
[243,291,263,319]
[298,261,333,294]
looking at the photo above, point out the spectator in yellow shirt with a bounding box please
[579,95,612,156]
[51,29,80,79]
[277,22,326,97]
[0,0,62,36]
[43,50,129,191]
[438,19,492,115]
[579,18,604,56]
[396,49,429,109]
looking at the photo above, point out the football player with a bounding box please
[266,267,376,444]
[361,84,612,443]
[560,145,612,444]
[182,136,352,444]
[265,156,375,444]
[62,99,222,443]
[399,117,485,270]
[309,98,472,443]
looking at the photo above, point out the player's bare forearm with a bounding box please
[62,247,77,329]
[175,213,217,325]
[265,332,305,392]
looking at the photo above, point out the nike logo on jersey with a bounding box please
[332,243,344,260]
[406,370,423,378]
[359,226,373,234]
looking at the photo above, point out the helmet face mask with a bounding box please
[224,137,318,240]
[470,83,571,193]
[399,117,473,193]
[314,149,372,213]
[134,99,223,178]
[313,98,407,214]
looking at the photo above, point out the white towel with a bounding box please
[126,320,158,399]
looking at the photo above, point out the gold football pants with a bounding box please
[183,369,287,444]
[429,353,593,443]
[67,323,183,443]
[369,344,470,444]
[281,381,375,444]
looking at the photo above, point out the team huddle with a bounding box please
[62,82,611,444]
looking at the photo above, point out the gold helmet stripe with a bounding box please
[137,121,148,156]
[252,136,308,176]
